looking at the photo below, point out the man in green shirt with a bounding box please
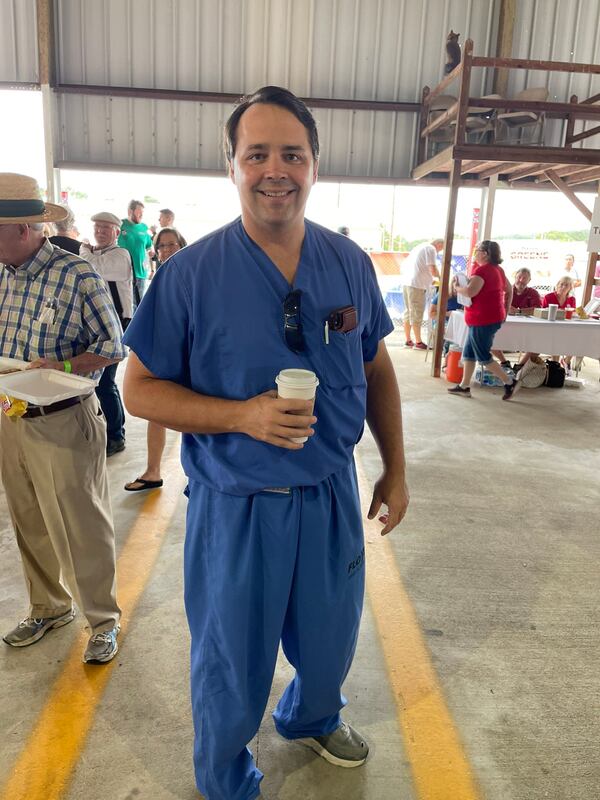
[118,199,153,307]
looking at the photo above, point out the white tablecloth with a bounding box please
[445,311,600,357]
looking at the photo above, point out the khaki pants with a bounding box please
[402,285,427,326]
[0,394,120,634]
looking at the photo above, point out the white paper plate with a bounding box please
[0,356,28,374]
[0,369,96,405]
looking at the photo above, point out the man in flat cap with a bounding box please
[0,174,124,664]
[81,212,133,456]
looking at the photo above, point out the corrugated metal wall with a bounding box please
[0,0,38,83]
[510,0,600,147]
[55,0,494,102]
[51,0,496,179]
[1,1,599,177]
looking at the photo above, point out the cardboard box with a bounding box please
[533,307,565,320]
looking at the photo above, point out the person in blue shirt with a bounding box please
[123,86,409,800]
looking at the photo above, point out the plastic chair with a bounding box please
[496,87,548,144]
[454,93,504,143]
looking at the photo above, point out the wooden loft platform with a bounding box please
[412,42,600,190]
[416,40,600,377]
[413,143,600,188]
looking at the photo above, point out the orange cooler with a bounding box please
[446,349,464,383]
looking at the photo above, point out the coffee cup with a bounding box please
[275,368,319,443]
[564,307,574,320]
[547,304,559,321]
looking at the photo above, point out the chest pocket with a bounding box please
[17,316,81,361]
[316,326,365,389]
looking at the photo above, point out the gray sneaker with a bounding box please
[83,624,120,664]
[3,609,75,647]
[301,721,369,768]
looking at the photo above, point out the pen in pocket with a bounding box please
[38,296,58,324]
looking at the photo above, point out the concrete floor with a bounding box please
[1,334,599,800]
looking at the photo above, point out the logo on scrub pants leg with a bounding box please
[347,546,365,578]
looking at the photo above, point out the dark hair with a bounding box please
[128,199,144,213]
[154,226,187,252]
[159,208,174,217]
[476,240,503,265]
[223,85,319,164]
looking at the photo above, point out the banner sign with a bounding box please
[588,197,600,252]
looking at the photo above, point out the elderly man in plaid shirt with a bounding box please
[0,174,125,664]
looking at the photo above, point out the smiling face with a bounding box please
[228,103,318,242]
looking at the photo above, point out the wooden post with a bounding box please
[493,0,516,97]
[582,252,598,307]
[432,158,462,378]
[544,170,593,222]
[430,42,473,377]
[454,40,474,148]
[417,86,430,166]
[37,0,57,201]
[565,94,578,146]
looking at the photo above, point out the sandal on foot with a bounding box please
[124,478,164,492]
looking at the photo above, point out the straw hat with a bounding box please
[0,173,68,224]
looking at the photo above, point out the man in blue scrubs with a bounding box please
[123,86,409,800]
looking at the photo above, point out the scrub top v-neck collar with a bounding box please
[236,218,312,294]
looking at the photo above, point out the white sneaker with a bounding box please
[3,609,75,647]
[83,624,120,664]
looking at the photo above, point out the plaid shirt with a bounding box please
[0,239,126,376]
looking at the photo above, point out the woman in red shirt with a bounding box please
[542,276,576,310]
[542,275,576,366]
[448,240,518,400]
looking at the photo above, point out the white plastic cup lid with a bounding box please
[275,368,319,388]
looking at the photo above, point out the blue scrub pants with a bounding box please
[184,462,365,800]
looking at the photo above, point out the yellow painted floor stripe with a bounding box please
[355,453,481,800]
[0,446,187,800]
[2,444,479,800]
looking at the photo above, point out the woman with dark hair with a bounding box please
[124,227,187,491]
[153,226,187,268]
[448,240,519,401]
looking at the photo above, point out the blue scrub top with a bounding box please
[123,218,393,495]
